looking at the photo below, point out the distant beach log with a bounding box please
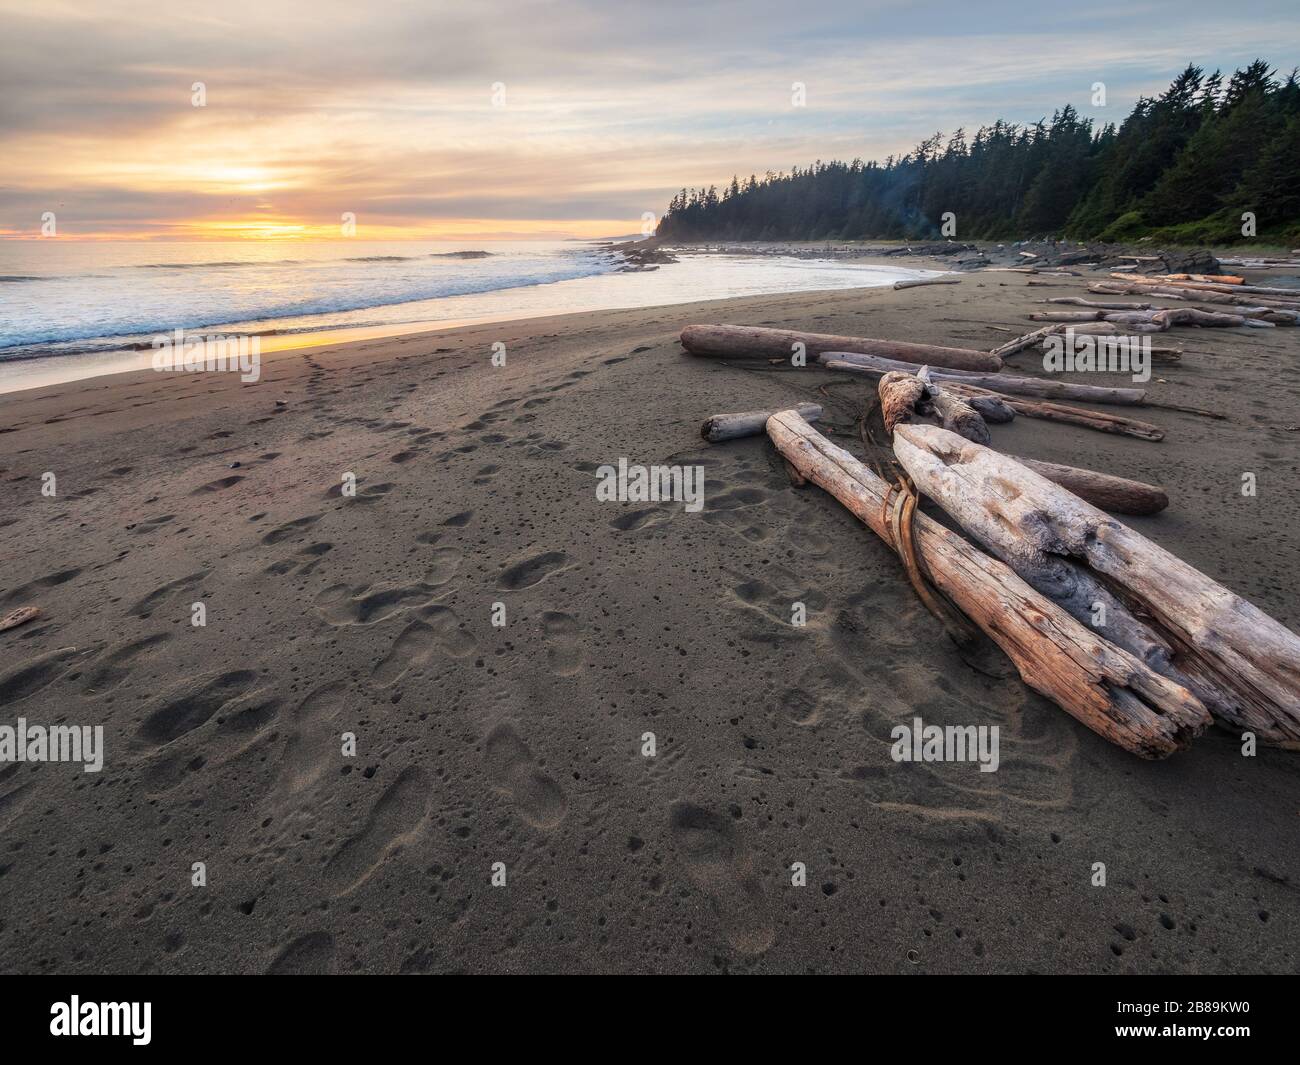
[819,351,1148,405]
[893,277,962,290]
[765,410,1209,758]
[680,324,1003,372]
[892,424,1300,747]
[701,402,822,442]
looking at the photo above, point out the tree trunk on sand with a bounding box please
[891,424,1300,747]
[988,325,1064,358]
[919,369,991,445]
[894,277,961,290]
[944,384,1165,441]
[701,403,822,442]
[1012,458,1168,516]
[764,410,1209,757]
[878,372,928,433]
[820,352,1147,406]
[679,324,1003,372]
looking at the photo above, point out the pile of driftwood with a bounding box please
[681,322,1182,444]
[686,322,1300,758]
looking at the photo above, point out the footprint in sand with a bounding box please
[541,612,582,676]
[668,801,775,955]
[135,669,259,747]
[190,475,244,495]
[372,606,477,686]
[82,633,171,696]
[271,683,348,806]
[314,549,462,625]
[266,931,336,974]
[498,551,570,591]
[261,514,322,545]
[129,570,208,618]
[483,722,567,830]
[322,766,432,895]
[0,646,85,706]
[609,507,671,532]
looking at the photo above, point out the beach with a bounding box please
[2,266,1299,974]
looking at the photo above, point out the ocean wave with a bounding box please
[0,275,44,282]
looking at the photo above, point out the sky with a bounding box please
[1,0,1297,241]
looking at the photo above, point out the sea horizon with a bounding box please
[0,239,937,393]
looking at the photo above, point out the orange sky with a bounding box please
[2,0,1294,241]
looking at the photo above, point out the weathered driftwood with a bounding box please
[894,277,961,290]
[1093,281,1300,314]
[819,352,1148,406]
[878,372,928,433]
[919,368,991,445]
[964,391,1016,423]
[1010,458,1168,516]
[701,402,822,442]
[765,411,1209,757]
[945,384,1165,441]
[1045,297,1153,310]
[892,424,1300,747]
[1114,274,1300,300]
[1032,307,1273,329]
[680,324,1003,371]
[989,324,1066,358]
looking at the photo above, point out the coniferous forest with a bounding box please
[656,61,1300,246]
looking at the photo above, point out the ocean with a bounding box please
[0,240,935,392]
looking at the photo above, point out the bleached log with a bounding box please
[820,352,1147,405]
[989,324,1066,358]
[680,324,1003,372]
[1045,297,1153,310]
[892,425,1300,747]
[701,403,822,442]
[894,277,961,290]
[919,368,991,445]
[945,384,1165,441]
[765,411,1209,757]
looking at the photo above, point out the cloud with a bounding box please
[1,0,1296,237]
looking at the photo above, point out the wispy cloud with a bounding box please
[1,0,1296,238]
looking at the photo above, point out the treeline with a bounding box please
[656,61,1300,246]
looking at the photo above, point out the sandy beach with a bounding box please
[2,266,1299,974]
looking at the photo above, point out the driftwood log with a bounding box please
[1011,458,1168,516]
[893,425,1300,746]
[820,351,1148,406]
[989,324,1065,358]
[701,403,822,442]
[680,324,1003,372]
[878,372,928,433]
[876,371,1166,513]
[919,368,991,445]
[894,277,961,290]
[945,384,1165,441]
[765,410,1209,757]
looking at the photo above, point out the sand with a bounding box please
[2,268,1298,974]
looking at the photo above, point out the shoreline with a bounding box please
[3,269,1299,973]
[0,248,939,395]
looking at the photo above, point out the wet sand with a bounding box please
[1,270,1298,973]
